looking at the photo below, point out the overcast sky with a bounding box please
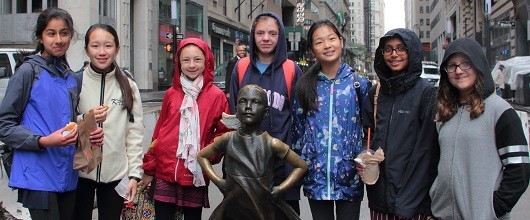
[384,0,405,32]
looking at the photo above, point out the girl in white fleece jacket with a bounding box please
[73,23,144,220]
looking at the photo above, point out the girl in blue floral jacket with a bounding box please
[292,20,371,220]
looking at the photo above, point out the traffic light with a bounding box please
[164,43,173,53]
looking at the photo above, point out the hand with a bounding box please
[138,174,154,192]
[89,127,104,146]
[354,160,366,177]
[214,179,227,194]
[39,126,78,147]
[125,178,139,204]
[91,105,108,123]
[271,186,284,199]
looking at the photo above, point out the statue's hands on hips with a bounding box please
[271,186,284,199]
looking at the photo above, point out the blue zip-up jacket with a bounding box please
[0,54,78,192]
[227,12,303,200]
[292,63,370,201]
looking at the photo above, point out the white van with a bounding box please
[0,49,29,103]
[421,61,440,87]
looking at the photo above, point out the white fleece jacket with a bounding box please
[77,66,144,182]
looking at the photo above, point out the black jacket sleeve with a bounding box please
[493,108,530,217]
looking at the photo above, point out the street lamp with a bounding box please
[414,24,420,37]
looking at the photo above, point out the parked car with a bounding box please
[0,48,30,103]
[213,60,229,91]
[421,61,440,87]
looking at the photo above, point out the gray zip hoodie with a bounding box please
[430,38,530,219]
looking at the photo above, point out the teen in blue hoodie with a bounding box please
[227,12,303,213]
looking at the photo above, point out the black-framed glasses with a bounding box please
[382,46,408,55]
[444,61,473,73]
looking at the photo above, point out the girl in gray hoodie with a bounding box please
[430,38,530,220]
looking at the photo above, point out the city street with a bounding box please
[1,92,530,219]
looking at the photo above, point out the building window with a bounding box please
[419,6,423,13]
[32,0,42,12]
[420,19,424,25]
[223,42,233,63]
[1,0,12,14]
[160,0,180,26]
[186,1,203,33]
[426,19,430,26]
[211,36,221,66]
[99,0,115,18]
[16,0,27,13]
[159,0,172,23]
[426,31,430,38]
[221,0,226,16]
[419,31,424,38]
[426,6,430,13]
[47,0,57,7]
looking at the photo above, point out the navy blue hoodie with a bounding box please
[227,12,303,200]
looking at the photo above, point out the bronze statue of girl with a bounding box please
[198,84,307,220]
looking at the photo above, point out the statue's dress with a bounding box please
[209,131,299,220]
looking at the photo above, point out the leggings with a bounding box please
[308,199,361,220]
[74,177,124,220]
[155,200,202,220]
[28,190,76,220]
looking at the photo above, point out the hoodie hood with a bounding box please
[374,28,422,94]
[440,38,494,97]
[172,38,215,89]
[21,54,72,78]
[249,12,288,68]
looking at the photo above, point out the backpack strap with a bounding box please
[237,57,251,86]
[75,71,83,116]
[282,59,295,100]
[236,57,296,100]
[373,83,381,130]
[76,71,83,94]
[351,69,362,112]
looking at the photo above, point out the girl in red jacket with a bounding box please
[140,38,229,220]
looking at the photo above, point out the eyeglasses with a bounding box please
[443,61,472,73]
[382,46,408,55]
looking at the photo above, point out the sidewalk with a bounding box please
[510,101,530,113]
[140,91,166,103]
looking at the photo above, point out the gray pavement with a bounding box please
[2,91,530,219]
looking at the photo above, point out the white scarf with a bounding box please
[177,74,205,186]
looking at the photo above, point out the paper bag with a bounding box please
[354,148,385,185]
[73,110,102,173]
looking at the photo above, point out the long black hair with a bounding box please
[294,20,342,113]
[84,23,134,114]
[16,7,76,69]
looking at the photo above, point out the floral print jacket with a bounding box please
[292,63,371,201]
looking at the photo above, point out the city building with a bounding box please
[489,0,517,63]
[348,0,366,74]
[360,0,384,74]
[405,0,433,61]
[0,0,392,90]
[427,0,529,66]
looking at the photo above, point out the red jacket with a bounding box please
[142,38,229,185]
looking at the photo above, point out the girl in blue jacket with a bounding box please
[0,8,103,220]
[292,20,371,220]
